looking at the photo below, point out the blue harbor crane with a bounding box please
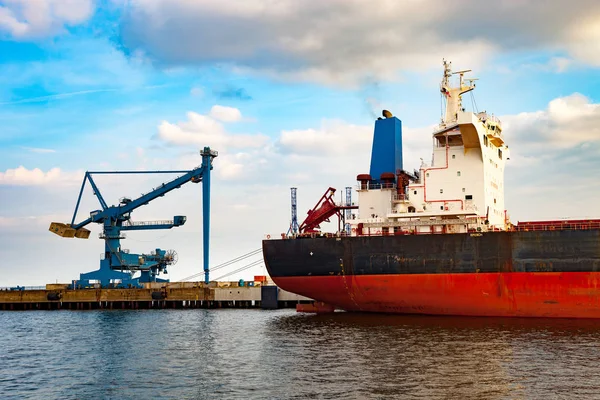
[49,147,218,288]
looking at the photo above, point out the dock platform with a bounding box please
[0,282,312,311]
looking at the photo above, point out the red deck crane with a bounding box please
[299,187,358,234]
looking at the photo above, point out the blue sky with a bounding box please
[1,0,600,286]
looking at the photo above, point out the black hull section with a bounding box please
[263,230,600,277]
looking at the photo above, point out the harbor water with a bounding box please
[2,309,600,399]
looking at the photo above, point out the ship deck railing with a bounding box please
[356,182,396,190]
[288,220,600,239]
[514,220,600,232]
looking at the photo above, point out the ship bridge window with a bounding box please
[447,135,463,147]
[498,149,503,159]
[465,195,473,200]
[483,136,489,146]
[435,136,446,147]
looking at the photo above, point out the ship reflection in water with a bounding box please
[3,309,600,399]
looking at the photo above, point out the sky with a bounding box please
[1,0,600,286]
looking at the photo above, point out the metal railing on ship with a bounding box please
[287,220,600,240]
[392,193,409,201]
[514,220,600,232]
[356,183,397,190]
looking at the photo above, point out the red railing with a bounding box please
[288,219,600,239]
[514,219,600,232]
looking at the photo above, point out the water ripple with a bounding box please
[1,310,600,399]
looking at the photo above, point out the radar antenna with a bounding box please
[439,60,476,127]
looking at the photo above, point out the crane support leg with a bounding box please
[77,259,139,289]
[201,148,213,284]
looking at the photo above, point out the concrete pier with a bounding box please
[0,283,312,311]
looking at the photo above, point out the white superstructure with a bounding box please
[350,60,510,236]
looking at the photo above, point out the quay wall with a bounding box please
[0,284,312,311]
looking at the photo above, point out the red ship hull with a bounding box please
[273,272,600,318]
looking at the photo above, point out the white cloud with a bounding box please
[172,150,252,181]
[0,166,82,186]
[565,14,600,66]
[0,0,94,38]
[208,105,242,122]
[278,120,372,156]
[503,93,600,150]
[218,159,245,180]
[495,93,600,220]
[118,0,600,85]
[155,108,267,150]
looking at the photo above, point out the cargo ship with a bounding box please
[262,60,600,318]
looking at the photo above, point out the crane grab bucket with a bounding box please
[49,222,90,239]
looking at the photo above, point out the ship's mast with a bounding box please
[440,60,476,127]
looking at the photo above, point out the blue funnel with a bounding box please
[369,116,403,183]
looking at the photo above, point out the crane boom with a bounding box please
[71,166,207,230]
